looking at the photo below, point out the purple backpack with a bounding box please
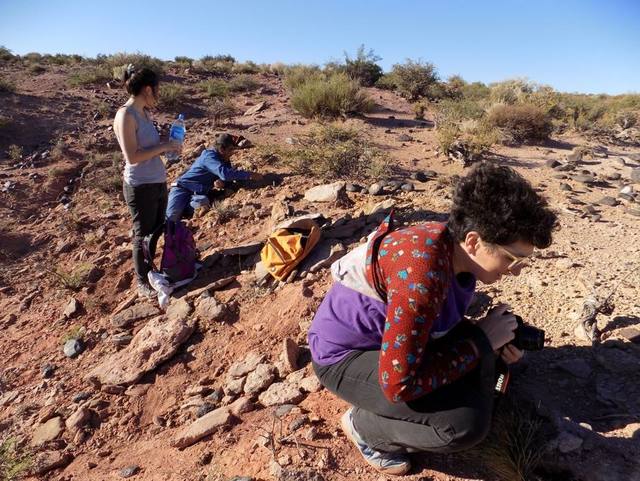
[143,221,196,283]
[160,221,197,283]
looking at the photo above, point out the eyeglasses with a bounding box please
[493,244,531,272]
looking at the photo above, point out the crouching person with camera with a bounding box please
[308,162,558,475]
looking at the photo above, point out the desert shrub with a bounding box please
[0,437,31,481]
[201,54,236,64]
[487,103,552,143]
[283,64,323,90]
[92,153,123,193]
[199,79,229,99]
[375,73,397,91]
[23,52,42,63]
[29,64,46,75]
[47,53,84,65]
[61,324,85,344]
[433,98,486,128]
[461,81,491,101]
[489,78,536,105]
[232,60,260,74]
[389,59,439,101]
[413,102,427,120]
[228,74,260,93]
[269,62,288,75]
[614,109,638,129]
[0,77,16,93]
[103,52,165,74]
[446,75,467,98]
[0,46,15,62]
[52,263,93,290]
[290,72,373,119]
[68,67,111,86]
[210,98,237,126]
[336,45,383,87]
[194,55,235,75]
[8,145,23,161]
[271,124,389,180]
[158,83,188,109]
[174,56,193,67]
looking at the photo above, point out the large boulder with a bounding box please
[86,315,195,387]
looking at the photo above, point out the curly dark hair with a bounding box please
[448,161,558,248]
[122,66,159,96]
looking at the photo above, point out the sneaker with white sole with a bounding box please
[137,282,156,300]
[340,408,411,476]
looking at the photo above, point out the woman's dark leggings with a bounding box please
[313,322,496,454]
[122,182,167,284]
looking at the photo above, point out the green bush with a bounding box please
[210,98,237,126]
[195,55,235,75]
[201,54,236,64]
[158,83,188,109]
[284,64,323,90]
[29,63,46,75]
[375,74,397,91]
[199,79,229,99]
[103,52,165,74]
[338,45,383,87]
[461,81,491,101]
[0,77,16,93]
[174,56,193,67]
[487,103,552,143]
[0,437,31,481]
[389,59,439,101]
[8,145,23,161]
[232,61,260,74]
[46,53,84,65]
[228,74,260,93]
[68,67,111,86]
[489,79,536,105]
[290,72,373,119]
[23,52,42,63]
[271,124,389,180]
[52,263,94,291]
[0,46,16,62]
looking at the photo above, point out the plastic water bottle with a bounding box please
[166,114,186,163]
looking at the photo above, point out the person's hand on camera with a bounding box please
[213,179,225,189]
[477,304,517,351]
[500,344,524,364]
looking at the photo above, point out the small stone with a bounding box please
[606,172,622,181]
[627,207,640,217]
[299,376,322,393]
[31,451,73,475]
[282,338,299,373]
[258,382,305,407]
[368,182,384,196]
[556,258,575,270]
[31,417,64,446]
[400,183,414,192]
[620,185,634,195]
[111,333,133,346]
[171,407,232,448]
[573,174,595,184]
[63,339,84,358]
[119,465,140,478]
[244,363,277,395]
[196,403,215,418]
[597,196,618,207]
[42,364,55,379]
[111,303,159,329]
[62,298,81,319]
[66,406,92,431]
[411,172,428,182]
[228,352,266,378]
[345,183,363,193]
[274,404,297,418]
[304,182,346,203]
[630,168,640,183]
[229,396,255,416]
[559,183,572,191]
[72,392,91,403]
[225,377,246,396]
[545,159,561,168]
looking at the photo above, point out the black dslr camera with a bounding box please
[512,315,545,351]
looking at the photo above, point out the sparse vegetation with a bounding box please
[331,45,383,87]
[194,55,235,75]
[487,103,553,143]
[61,324,85,344]
[0,46,15,63]
[232,61,260,74]
[210,200,239,224]
[8,145,23,161]
[388,59,440,101]
[199,79,229,99]
[68,67,111,87]
[174,56,193,68]
[52,262,93,291]
[0,437,31,481]
[102,52,165,74]
[268,124,389,180]
[289,72,373,119]
[210,98,237,126]
[28,63,46,75]
[283,64,323,90]
[51,139,66,159]
[228,75,260,93]
[0,77,16,93]
[158,83,188,109]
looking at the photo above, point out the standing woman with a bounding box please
[113,65,180,298]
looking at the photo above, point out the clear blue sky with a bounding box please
[1,0,639,94]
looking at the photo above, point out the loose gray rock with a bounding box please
[597,196,618,207]
[345,183,363,193]
[171,407,232,448]
[111,333,133,346]
[195,296,225,322]
[386,180,402,192]
[606,172,622,181]
[196,403,215,418]
[411,172,427,182]
[72,392,91,403]
[560,183,572,191]
[275,404,297,418]
[630,168,640,183]
[573,174,595,184]
[400,183,414,192]
[397,134,413,142]
[119,465,140,478]
[620,185,634,195]
[304,182,346,203]
[31,417,64,446]
[627,207,640,217]
[368,182,384,196]
[258,382,305,407]
[62,298,81,319]
[545,159,561,168]
[42,364,55,378]
[63,339,84,358]
[225,377,246,396]
[111,303,160,329]
[244,363,277,395]
[228,351,266,378]
[66,406,92,431]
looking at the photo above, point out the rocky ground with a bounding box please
[1,63,640,481]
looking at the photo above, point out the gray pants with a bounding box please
[122,182,167,284]
[313,321,496,454]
